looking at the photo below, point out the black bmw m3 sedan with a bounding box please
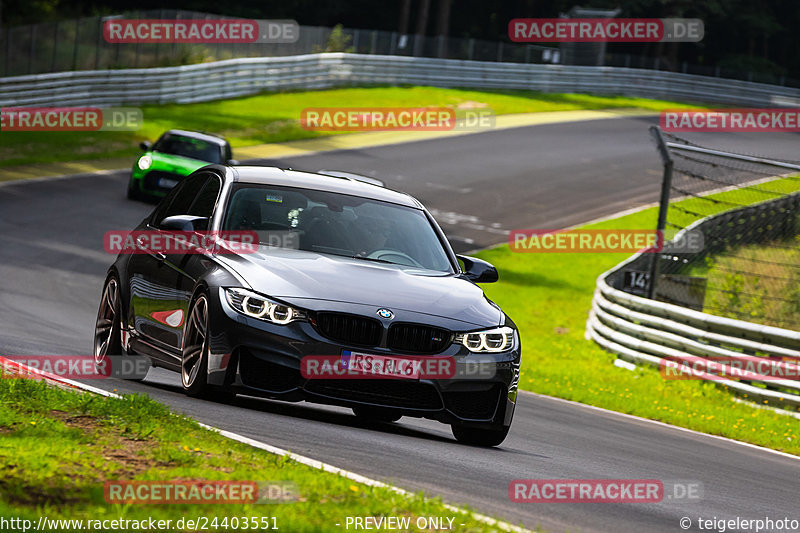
[95,164,521,446]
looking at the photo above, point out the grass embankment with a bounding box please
[685,237,800,330]
[0,377,504,532]
[0,86,701,169]
[476,176,800,455]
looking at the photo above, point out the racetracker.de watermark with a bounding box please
[661,109,800,132]
[1,107,142,131]
[103,481,298,504]
[509,229,704,253]
[509,479,703,503]
[0,355,150,380]
[661,357,800,381]
[103,19,299,43]
[104,231,260,255]
[301,354,498,380]
[509,18,703,42]
[299,107,495,132]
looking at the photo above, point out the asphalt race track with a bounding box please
[2,115,800,532]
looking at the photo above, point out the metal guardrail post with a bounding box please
[648,126,674,299]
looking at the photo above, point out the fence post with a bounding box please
[154,9,164,64]
[5,27,11,76]
[95,16,102,70]
[648,125,674,299]
[29,25,36,74]
[52,22,59,72]
[72,19,80,70]
[172,11,179,61]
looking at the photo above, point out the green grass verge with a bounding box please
[0,86,703,168]
[0,378,513,532]
[476,176,800,455]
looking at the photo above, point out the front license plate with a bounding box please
[341,350,421,380]
[158,178,178,188]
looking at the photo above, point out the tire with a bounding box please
[182,294,234,401]
[94,276,145,382]
[451,424,510,447]
[352,406,402,423]
[127,182,143,201]
[182,294,213,397]
[94,277,123,360]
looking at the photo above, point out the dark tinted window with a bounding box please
[152,173,209,227]
[153,133,223,163]
[187,176,222,229]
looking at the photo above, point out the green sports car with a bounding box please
[127,129,235,201]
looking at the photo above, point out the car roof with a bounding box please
[161,129,229,146]
[226,166,423,209]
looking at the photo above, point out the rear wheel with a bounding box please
[352,406,402,423]
[94,277,122,361]
[451,424,510,447]
[94,276,145,381]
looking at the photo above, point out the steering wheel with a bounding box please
[257,222,292,231]
[367,248,424,268]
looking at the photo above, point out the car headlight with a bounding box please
[454,326,516,353]
[223,288,305,325]
[137,155,152,170]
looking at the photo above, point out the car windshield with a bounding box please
[153,134,223,163]
[222,184,453,273]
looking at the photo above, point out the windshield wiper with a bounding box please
[350,255,397,265]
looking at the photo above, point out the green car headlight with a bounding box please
[224,288,304,325]
[137,155,152,170]
[455,326,516,353]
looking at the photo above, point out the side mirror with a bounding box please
[457,255,498,283]
[159,215,208,232]
[227,159,239,166]
[139,141,152,151]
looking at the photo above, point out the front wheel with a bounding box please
[451,424,510,447]
[182,295,212,397]
[182,294,234,401]
[127,181,144,201]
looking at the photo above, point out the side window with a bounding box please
[151,173,209,228]
[187,176,222,230]
[150,178,189,226]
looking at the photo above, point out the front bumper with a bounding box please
[205,289,520,428]
[130,167,186,197]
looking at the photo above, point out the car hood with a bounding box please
[145,152,211,175]
[219,249,503,328]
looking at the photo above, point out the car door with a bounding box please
[127,172,210,357]
[161,173,224,350]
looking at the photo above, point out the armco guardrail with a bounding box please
[587,194,800,409]
[3,53,800,108]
